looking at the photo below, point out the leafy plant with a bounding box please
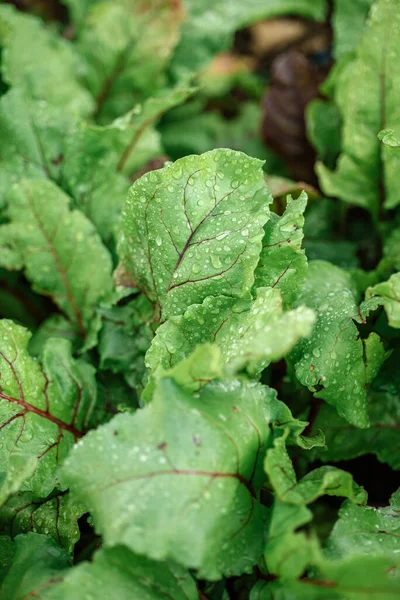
[0,0,399,599]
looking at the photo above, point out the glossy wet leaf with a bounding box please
[289,261,387,427]
[62,377,280,580]
[254,192,308,308]
[146,287,315,378]
[0,491,84,553]
[117,149,272,320]
[317,0,400,215]
[307,348,400,470]
[0,179,113,338]
[327,489,400,561]
[0,320,96,503]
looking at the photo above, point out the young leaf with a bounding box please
[117,149,272,320]
[76,1,184,122]
[146,287,315,378]
[0,491,84,553]
[289,261,387,428]
[254,192,308,308]
[362,272,400,328]
[265,435,367,506]
[62,377,279,580]
[0,179,113,338]
[0,321,96,503]
[316,0,400,216]
[264,500,323,579]
[0,5,93,116]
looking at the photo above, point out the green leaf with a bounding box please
[308,348,400,470]
[1,533,198,600]
[306,100,342,169]
[171,0,327,76]
[316,0,400,215]
[0,535,14,587]
[0,179,113,338]
[146,287,315,379]
[363,272,400,328]
[0,534,71,600]
[0,491,84,553]
[326,490,400,561]
[63,86,193,243]
[265,435,367,505]
[0,5,93,116]
[76,1,184,122]
[98,295,154,392]
[49,547,198,600]
[0,321,97,503]
[117,149,272,321]
[0,89,71,212]
[254,192,308,308]
[252,555,400,599]
[62,377,281,579]
[264,500,321,579]
[332,0,374,59]
[28,316,82,359]
[289,261,387,428]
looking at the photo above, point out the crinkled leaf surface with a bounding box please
[0,491,84,553]
[254,192,308,308]
[62,377,280,579]
[146,287,315,378]
[0,179,113,338]
[0,321,96,503]
[0,5,93,116]
[1,533,198,600]
[117,149,272,320]
[77,1,184,122]
[317,0,400,214]
[289,261,387,427]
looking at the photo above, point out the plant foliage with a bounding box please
[0,0,399,599]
